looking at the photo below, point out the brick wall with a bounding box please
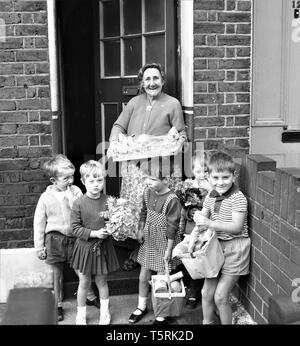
[193,0,251,156]
[234,154,300,324]
[0,0,51,248]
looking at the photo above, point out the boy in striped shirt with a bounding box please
[189,151,251,324]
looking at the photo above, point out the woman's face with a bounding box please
[142,67,164,98]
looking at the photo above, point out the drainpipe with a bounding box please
[47,0,61,154]
[180,0,194,146]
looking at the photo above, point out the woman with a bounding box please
[108,62,186,270]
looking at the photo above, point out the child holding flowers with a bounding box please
[71,160,119,325]
[177,152,211,309]
[128,157,182,325]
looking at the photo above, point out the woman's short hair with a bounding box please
[43,154,75,178]
[79,160,107,182]
[138,62,166,93]
[206,151,235,174]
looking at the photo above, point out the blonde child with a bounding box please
[128,157,182,325]
[178,153,211,309]
[71,160,119,325]
[33,154,99,322]
[190,151,251,324]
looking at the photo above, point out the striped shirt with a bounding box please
[203,185,248,240]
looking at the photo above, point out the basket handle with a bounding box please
[164,260,172,300]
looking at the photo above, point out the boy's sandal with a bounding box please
[128,307,148,324]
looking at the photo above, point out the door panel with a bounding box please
[95,0,178,195]
[251,0,300,168]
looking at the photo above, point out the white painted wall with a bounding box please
[0,248,53,303]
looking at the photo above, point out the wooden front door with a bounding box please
[251,0,300,168]
[94,0,178,196]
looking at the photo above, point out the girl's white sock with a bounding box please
[77,306,86,317]
[100,298,109,312]
[137,296,147,312]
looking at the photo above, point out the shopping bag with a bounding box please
[172,231,224,279]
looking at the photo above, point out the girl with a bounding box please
[71,160,120,325]
[128,157,182,325]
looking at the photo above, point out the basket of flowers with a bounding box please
[99,196,140,241]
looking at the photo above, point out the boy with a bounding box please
[189,151,251,324]
[33,154,99,321]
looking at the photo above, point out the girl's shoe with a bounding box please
[152,317,168,325]
[99,310,111,325]
[76,314,87,325]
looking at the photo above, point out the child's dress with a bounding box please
[137,188,182,273]
[71,194,120,275]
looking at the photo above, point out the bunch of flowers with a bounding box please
[173,178,208,208]
[99,196,140,241]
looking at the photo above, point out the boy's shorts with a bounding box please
[219,237,251,276]
[45,231,76,265]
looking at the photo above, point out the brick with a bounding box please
[0,172,22,183]
[16,75,49,86]
[280,254,300,281]
[0,87,26,99]
[235,115,250,126]
[33,12,47,24]
[219,58,250,69]
[226,1,236,11]
[194,82,207,93]
[0,51,15,62]
[195,0,224,10]
[194,70,225,81]
[0,147,18,158]
[236,94,250,103]
[217,102,248,116]
[14,1,47,12]
[194,47,225,58]
[18,146,52,158]
[194,35,206,46]
[0,124,17,134]
[18,123,51,134]
[0,135,28,147]
[16,50,48,62]
[16,98,50,110]
[0,63,23,75]
[271,230,291,258]
[256,219,271,242]
[290,244,300,268]
[218,35,251,46]
[280,222,295,243]
[269,245,280,267]
[250,229,262,251]
[0,37,23,50]
[207,105,217,116]
[0,76,15,87]
[194,93,224,104]
[194,116,225,127]
[218,82,250,92]
[0,229,32,242]
[194,59,207,70]
[40,134,52,146]
[194,106,208,116]
[22,13,34,24]
[29,135,39,145]
[35,62,49,73]
[255,248,271,273]
[218,12,251,22]
[270,264,292,295]
[237,1,251,11]
[0,159,29,171]
[248,286,263,313]
[261,270,278,295]
[194,23,225,34]
[225,93,234,103]
[203,139,223,150]
[206,35,217,46]
[237,70,250,81]
[216,127,248,137]
[194,128,207,139]
[208,60,218,69]
[226,24,235,34]
[237,47,251,57]
[194,11,207,22]
[15,25,47,36]
[225,70,235,80]
[257,171,275,195]
[236,23,251,34]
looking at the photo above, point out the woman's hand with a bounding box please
[107,140,119,157]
